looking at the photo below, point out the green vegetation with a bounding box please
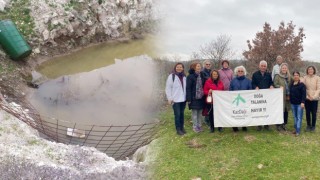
[27,139,39,145]
[0,59,17,74]
[63,0,83,11]
[152,107,320,179]
[0,0,35,38]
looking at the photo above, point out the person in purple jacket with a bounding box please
[218,60,233,132]
[218,60,233,91]
[229,65,252,132]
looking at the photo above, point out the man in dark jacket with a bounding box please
[201,60,212,80]
[251,60,274,131]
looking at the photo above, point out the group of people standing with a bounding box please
[165,56,320,136]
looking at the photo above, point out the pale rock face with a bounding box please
[0,0,10,12]
[28,0,157,43]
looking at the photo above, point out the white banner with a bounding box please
[213,89,283,127]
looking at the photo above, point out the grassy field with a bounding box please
[151,106,320,180]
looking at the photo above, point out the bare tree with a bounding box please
[190,51,201,60]
[194,34,235,68]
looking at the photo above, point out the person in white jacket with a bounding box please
[165,63,187,135]
[271,55,284,80]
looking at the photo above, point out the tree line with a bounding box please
[191,21,310,75]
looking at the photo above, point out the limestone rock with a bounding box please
[0,110,147,179]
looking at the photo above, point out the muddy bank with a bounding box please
[0,0,160,101]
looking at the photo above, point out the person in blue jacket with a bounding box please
[229,65,252,132]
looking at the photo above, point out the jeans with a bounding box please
[291,104,304,134]
[192,109,202,128]
[305,100,318,128]
[172,102,186,131]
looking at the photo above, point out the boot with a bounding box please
[177,130,184,136]
[181,128,186,134]
[257,126,262,131]
[210,126,214,133]
[281,124,287,131]
[306,125,311,132]
[232,127,239,132]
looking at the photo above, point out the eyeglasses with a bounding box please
[238,71,244,72]
[206,64,211,66]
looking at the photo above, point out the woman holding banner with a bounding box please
[290,71,306,136]
[186,62,206,133]
[302,66,320,132]
[204,70,224,133]
[273,63,292,131]
[165,63,187,136]
[229,66,252,132]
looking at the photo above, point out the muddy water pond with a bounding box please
[28,37,160,126]
[28,55,158,126]
[37,36,159,79]
[27,37,161,159]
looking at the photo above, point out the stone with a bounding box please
[33,48,40,54]
[42,30,50,41]
[119,0,127,8]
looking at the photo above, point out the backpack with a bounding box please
[172,73,175,82]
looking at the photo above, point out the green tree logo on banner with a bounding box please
[232,94,246,106]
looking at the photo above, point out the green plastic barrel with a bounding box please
[0,20,32,60]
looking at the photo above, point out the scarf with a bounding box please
[202,68,211,78]
[175,72,185,88]
[213,79,219,85]
[237,75,245,81]
[195,73,204,99]
[279,73,290,95]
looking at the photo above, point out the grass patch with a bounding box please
[0,0,35,38]
[27,139,39,145]
[63,0,83,11]
[0,59,17,74]
[152,107,320,179]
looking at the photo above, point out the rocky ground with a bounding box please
[0,109,150,179]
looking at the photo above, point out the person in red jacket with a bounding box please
[203,70,224,133]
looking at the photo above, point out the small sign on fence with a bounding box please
[67,128,86,138]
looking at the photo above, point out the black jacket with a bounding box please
[201,68,211,81]
[290,81,306,105]
[251,70,273,89]
[186,69,206,110]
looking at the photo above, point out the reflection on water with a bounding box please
[28,55,158,125]
[37,36,159,79]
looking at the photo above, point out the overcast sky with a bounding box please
[158,0,320,61]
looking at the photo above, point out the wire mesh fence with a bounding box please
[0,95,159,160]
